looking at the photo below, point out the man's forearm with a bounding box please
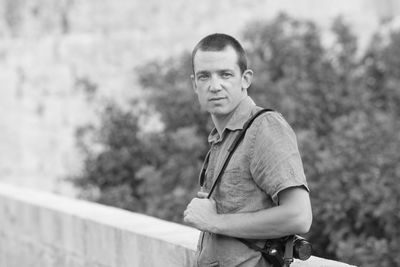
[210,188,312,239]
[212,205,309,239]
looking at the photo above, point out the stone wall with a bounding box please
[0,182,198,267]
[0,182,357,267]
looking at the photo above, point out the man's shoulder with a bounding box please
[250,108,288,127]
[248,109,295,140]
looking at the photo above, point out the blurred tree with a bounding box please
[3,0,23,36]
[71,14,400,267]
[243,15,400,266]
[72,102,149,211]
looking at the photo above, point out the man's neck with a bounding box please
[211,112,234,136]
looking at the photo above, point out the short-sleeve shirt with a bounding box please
[195,96,309,267]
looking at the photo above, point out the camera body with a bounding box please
[263,235,312,266]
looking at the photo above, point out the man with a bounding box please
[183,33,312,267]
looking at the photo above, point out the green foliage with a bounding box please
[71,14,400,267]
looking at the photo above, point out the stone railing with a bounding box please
[0,182,356,267]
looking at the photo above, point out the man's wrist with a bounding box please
[208,213,227,235]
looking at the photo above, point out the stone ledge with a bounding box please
[0,182,356,267]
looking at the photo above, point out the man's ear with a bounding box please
[241,69,253,90]
[191,74,198,93]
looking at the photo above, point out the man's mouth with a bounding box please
[209,97,225,101]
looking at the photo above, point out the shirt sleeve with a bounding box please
[249,112,309,205]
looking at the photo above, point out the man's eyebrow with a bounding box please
[218,69,235,73]
[196,68,235,75]
[195,70,209,75]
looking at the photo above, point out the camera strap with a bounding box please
[237,237,283,267]
[283,236,294,267]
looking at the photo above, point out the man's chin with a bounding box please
[209,108,230,117]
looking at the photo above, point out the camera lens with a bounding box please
[293,239,312,260]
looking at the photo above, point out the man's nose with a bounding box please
[209,76,222,92]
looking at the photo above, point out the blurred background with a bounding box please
[0,0,399,266]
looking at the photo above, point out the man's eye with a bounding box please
[197,75,209,81]
[222,73,233,78]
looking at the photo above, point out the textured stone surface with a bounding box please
[0,182,357,267]
[0,182,199,267]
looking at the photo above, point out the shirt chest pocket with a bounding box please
[216,169,255,213]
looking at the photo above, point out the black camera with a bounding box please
[263,235,312,266]
[291,235,312,260]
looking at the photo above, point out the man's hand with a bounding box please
[183,192,219,233]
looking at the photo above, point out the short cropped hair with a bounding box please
[191,33,248,74]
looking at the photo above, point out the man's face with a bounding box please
[192,46,252,118]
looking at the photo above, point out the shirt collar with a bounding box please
[208,96,256,144]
